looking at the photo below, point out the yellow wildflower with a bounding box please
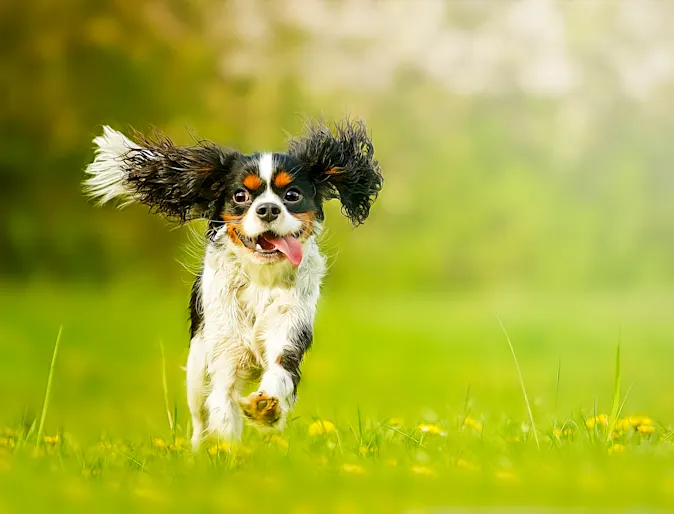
[608,443,625,454]
[270,435,289,449]
[637,424,656,434]
[168,437,187,451]
[0,437,14,449]
[628,416,652,427]
[463,417,483,431]
[207,442,231,456]
[43,435,60,445]
[341,464,365,474]
[418,423,445,435]
[552,427,574,438]
[308,420,336,436]
[151,438,167,449]
[359,445,373,456]
[388,418,404,427]
[410,465,434,476]
[586,414,610,429]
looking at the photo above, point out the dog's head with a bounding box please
[84,119,382,267]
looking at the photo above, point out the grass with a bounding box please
[1,284,674,512]
[33,326,62,454]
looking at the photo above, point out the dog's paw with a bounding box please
[239,391,282,426]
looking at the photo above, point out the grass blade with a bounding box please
[555,357,561,413]
[497,316,540,451]
[606,343,621,443]
[159,339,174,432]
[35,326,62,451]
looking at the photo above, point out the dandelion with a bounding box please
[151,438,167,449]
[341,464,365,474]
[359,445,373,456]
[410,465,434,476]
[586,414,610,429]
[608,443,626,454]
[43,435,60,445]
[0,437,14,449]
[388,418,404,427]
[207,442,231,456]
[308,420,336,436]
[462,417,483,432]
[628,416,653,427]
[616,416,653,432]
[168,438,188,452]
[270,435,289,449]
[615,419,630,431]
[637,425,656,435]
[418,423,445,436]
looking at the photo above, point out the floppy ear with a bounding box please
[287,119,383,225]
[83,126,239,222]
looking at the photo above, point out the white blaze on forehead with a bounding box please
[242,153,302,237]
[258,153,274,185]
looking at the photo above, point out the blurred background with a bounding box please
[2,0,674,437]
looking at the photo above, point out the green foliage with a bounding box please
[3,2,674,291]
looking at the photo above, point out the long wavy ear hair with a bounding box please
[83,126,240,222]
[287,119,383,225]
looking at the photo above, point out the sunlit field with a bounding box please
[6,2,674,511]
[1,284,674,512]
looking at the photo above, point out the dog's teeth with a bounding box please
[255,244,262,251]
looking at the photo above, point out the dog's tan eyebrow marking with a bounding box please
[243,174,262,190]
[273,171,293,188]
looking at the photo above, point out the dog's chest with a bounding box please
[200,253,291,355]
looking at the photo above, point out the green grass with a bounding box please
[1,283,674,512]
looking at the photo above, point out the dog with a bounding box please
[83,119,382,448]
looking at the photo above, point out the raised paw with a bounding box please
[239,391,282,426]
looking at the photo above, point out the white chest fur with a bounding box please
[199,237,326,373]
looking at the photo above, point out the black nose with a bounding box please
[256,203,281,223]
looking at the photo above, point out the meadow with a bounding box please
[1,283,673,513]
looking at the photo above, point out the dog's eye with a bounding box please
[233,189,250,203]
[284,189,302,203]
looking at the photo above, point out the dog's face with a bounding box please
[214,153,321,266]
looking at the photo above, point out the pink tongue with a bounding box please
[264,234,303,266]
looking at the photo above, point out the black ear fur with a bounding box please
[287,119,383,225]
[123,130,239,222]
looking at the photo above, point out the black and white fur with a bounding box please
[83,120,382,449]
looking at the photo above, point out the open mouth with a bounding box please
[241,231,303,266]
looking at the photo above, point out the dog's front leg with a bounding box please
[240,311,313,430]
[204,351,244,442]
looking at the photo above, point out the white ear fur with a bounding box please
[83,126,145,206]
